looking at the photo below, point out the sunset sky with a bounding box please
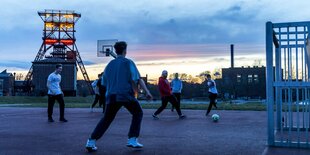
[1,0,309,80]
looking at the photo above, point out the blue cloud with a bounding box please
[0,61,30,69]
[82,61,97,65]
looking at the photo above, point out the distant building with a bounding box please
[76,80,91,97]
[0,70,15,96]
[219,66,266,99]
[32,58,77,96]
[14,80,28,96]
[24,10,93,96]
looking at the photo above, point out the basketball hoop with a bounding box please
[97,39,118,58]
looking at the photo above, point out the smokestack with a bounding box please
[230,44,234,68]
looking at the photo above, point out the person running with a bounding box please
[152,70,186,120]
[205,74,218,116]
[90,73,102,112]
[46,64,67,122]
[170,73,182,112]
[85,41,153,152]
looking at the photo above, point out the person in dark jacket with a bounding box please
[97,72,106,113]
[90,73,102,112]
[152,70,186,120]
[90,72,106,113]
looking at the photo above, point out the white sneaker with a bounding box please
[86,138,97,152]
[126,137,143,148]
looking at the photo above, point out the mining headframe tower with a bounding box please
[24,9,93,96]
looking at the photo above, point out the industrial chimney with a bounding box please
[230,44,234,68]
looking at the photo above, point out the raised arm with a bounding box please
[139,79,153,100]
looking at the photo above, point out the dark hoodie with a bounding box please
[158,76,172,97]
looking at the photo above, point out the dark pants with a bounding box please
[99,94,106,112]
[154,95,182,116]
[171,93,181,111]
[91,95,143,140]
[91,94,106,112]
[48,94,65,119]
[206,92,217,115]
[91,94,100,108]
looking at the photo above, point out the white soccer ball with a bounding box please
[212,114,220,122]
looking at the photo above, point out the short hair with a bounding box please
[206,74,211,78]
[56,64,62,69]
[114,41,127,55]
[162,70,168,75]
[98,72,103,77]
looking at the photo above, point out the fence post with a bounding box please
[266,21,275,146]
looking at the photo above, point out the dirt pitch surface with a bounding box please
[1,107,310,155]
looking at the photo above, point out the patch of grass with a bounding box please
[0,96,268,111]
[0,96,93,104]
[0,96,94,108]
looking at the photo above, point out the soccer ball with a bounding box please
[211,114,220,122]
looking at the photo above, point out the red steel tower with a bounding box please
[24,9,93,95]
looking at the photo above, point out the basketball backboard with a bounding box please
[97,39,118,57]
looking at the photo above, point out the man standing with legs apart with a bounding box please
[205,74,218,116]
[85,41,153,152]
[152,70,186,120]
[170,73,182,112]
[47,64,67,122]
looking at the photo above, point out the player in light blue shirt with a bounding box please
[206,74,218,116]
[86,41,153,152]
[46,64,67,122]
[170,73,183,112]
